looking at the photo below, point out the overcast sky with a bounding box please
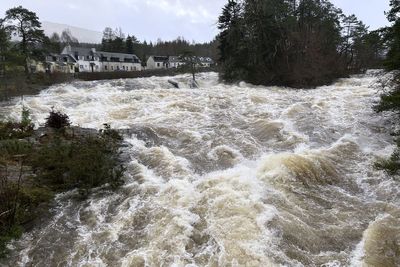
[0,0,391,43]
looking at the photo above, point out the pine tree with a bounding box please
[5,6,46,75]
[126,35,134,54]
[0,19,10,77]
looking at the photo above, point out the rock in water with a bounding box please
[168,79,179,88]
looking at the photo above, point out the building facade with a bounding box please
[43,45,142,73]
[146,56,169,69]
[146,55,214,70]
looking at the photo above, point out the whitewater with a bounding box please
[1,71,399,266]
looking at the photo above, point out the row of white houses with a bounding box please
[42,46,142,73]
[146,55,214,70]
[38,45,215,73]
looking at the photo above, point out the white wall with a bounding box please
[101,62,142,72]
[77,59,101,72]
[146,57,167,70]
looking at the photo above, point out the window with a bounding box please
[105,66,108,70]
[131,66,133,71]
[117,66,120,70]
[157,63,160,67]
[111,66,114,70]
[123,66,125,70]
[80,65,83,69]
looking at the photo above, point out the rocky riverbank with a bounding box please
[0,112,126,258]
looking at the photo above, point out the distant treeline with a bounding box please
[217,0,386,88]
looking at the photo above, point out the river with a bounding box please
[1,71,399,266]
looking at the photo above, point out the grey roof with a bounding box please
[98,51,141,62]
[151,56,169,62]
[46,54,76,63]
[168,56,183,63]
[64,46,140,62]
[198,57,214,63]
[68,47,98,56]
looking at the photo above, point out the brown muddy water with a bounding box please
[1,71,399,266]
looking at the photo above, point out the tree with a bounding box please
[101,27,115,51]
[101,27,126,52]
[60,29,78,44]
[44,32,61,53]
[374,0,400,176]
[217,0,246,82]
[5,6,46,75]
[126,35,134,54]
[385,0,400,70]
[217,0,368,87]
[179,50,200,85]
[0,19,10,77]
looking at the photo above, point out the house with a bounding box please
[42,45,142,73]
[146,55,215,70]
[168,56,185,68]
[98,51,141,72]
[198,57,214,68]
[146,56,169,69]
[44,53,77,73]
[60,46,101,72]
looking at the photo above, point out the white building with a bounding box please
[198,57,214,68]
[44,45,142,73]
[168,56,185,68]
[146,55,214,70]
[146,56,169,69]
[98,51,142,72]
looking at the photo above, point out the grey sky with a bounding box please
[0,0,391,43]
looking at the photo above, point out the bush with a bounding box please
[45,109,71,129]
[0,225,22,258]
[30,125,124,196]
[0,107,34,140]
[0,116,125,257]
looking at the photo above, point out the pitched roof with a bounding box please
[68,47,98,56]
[168,56,183,63]
[98,51,141,62]
[198,57,214,63]
[62,46,141,62]
[151,56,169,62]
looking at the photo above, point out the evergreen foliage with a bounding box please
[217,0,384,87]
[44,109,71,129]
[0,110,124,257]
[5,6,46,75]
[376,0,400,178]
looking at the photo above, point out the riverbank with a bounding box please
[0,67,218,102]
[0,111,125,258]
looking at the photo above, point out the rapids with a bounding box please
[1,71,399,266]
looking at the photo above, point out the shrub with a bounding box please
[0,225,22,258]
[30,125,124,196]
[0,107,34,140]
[44,109,71,129]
